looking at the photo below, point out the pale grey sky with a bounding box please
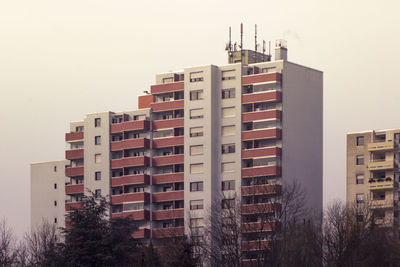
[1,0,400,235]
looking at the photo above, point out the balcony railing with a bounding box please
[368,178,396,190]
[242,203,281,214]
[242,221,280,233]
[65,184,84,195]
[153,136,184,148]
[111,138,150,151]
[152,190,184,202]
[242,128,282,141]
[152,154,184,166]
[65,166,84,177]
[242,166,281,178]
[242,110,282,122]
[151,100,184,112]
[65,149,84,160]
[111,174,150,187]
[241,240,269,251]
[132,228,150,239]
[241,184,282,196]
[151,81,184,94]
[111,210,150,220]
[368,140,394,152]
[371,199,394,209]
[111,156,150,169]
[242,91,282,105]
[152,227,184,238]
[110,120,150,133]
[65,202,82,211]
[111,192,150,204]
[367,160,394,171]
[242,147,281,159]
[152,172,184,184]
[65,131,84,142]
[153,118,184,130]
[152,209,184,220]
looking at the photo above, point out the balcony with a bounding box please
[65,131,84,142]
[111,138,150,151]
[242,221,280,233]
[152,172,184,184]
[152,227,184,238]
[242,128,282,141]
[242,91,282,105]
[111,156,150,169]
[242,166,281,178]
[111,192,150,204]
[152,209,184,220]
[65,184,84,195]
[151,81,184,94]
[242,147,281,159]
[110,120,150,133]
[368,179,396,190]
[242,203,281,215]
[367,160,394,171]
[153,136,184,148]
[371,199,394,209]
[242,72,282,86]
[151,100,184,112]
[65,149,84,160]
[241,240,269,251]
[132,228,150,239]
[111,174,150,187]
[241,184,282,196]
[242,110,282,123]
[153,118,184,130]
[111,210,150,220]
[152,154,184,166]
[152,190,184,202]
[65,202,82,211]
[65,166,84,177]
[368,140,394,152]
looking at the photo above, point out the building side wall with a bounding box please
[282,61,323,214]
[31,160,68,231]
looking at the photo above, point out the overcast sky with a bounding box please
[1,0,400,235]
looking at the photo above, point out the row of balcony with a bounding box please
[131,227,185,239]
[111,190,184,204]
[110,154,184,169]
[111,208,184,221]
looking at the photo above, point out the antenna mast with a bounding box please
[255,24,257,52]
[262,40,266,62]
[240,23,243,63]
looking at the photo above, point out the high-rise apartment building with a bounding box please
[347,129,400,227]
[31,42,323,262]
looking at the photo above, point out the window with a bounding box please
[95,154,102,164]
[190,71,204,82]
[221,70,235,81]
[94,118,101,127]
[95,171,101,181]
[356,174,364,184]
[54,183,57,189]
[190,127,203,137]
[190,90,204,100]
[356,193,364,204]
[54,201,57,206]
[222,180,235,191]
[222,125,235,136]
[222,162,235,172]
[356,136,364,146]
[222,107,235,118]
[54,166,57,172]
[222,199,235,209]
[190,163,204,174]
[54,218,57,224]
[163,77,174,84]
[190,145,204,156]
[190,182,204,192]
[222,88,235,99]
[95,189,101,198]
[222,144,235,154]
[95,136,101,145]
[190,199,204,210]
[190,108,204,119]
[190,218,204,228]
[356,155,364,165]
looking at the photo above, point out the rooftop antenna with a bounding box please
[255,24,257,52]
[269,41,271,60]
[240,23,243,63]
[262,40,266,61]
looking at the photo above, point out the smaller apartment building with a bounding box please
[347,129,400,227]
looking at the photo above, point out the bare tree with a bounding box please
[0,218,17,266]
